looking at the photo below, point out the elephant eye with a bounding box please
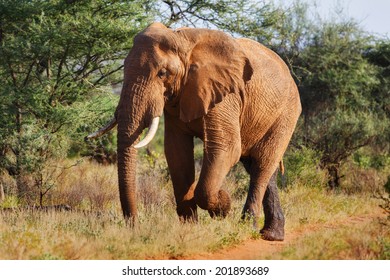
[158,68,168,79]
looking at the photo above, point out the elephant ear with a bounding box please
[178,30,253,122]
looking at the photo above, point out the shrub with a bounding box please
[283,146,327,188]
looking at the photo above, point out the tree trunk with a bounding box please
[327,165,340,189]
[15,105,28,197]
[0,183,5,203]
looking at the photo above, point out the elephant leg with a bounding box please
[242,115,296,241]
[260,169,285,241]
[241,161,270,227]
[164,117,197,221]
[195,148,239,218]
[179,94,242,218]
[242,159,284,241]
[194,111,241,218]
[241,158,284,239]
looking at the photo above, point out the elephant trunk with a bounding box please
[115,73,164,223]
[116,78,145,224]
[116,117,159,223]
[117,135,138,224]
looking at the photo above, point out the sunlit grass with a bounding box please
[0,159,387,259]
[281,183,378,231]
[0,204,255,259]
[266,215,389,260]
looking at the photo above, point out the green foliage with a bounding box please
[0,195,20,208]
[158,0,280,40]
[68,93,119,163]
[0,0,388,199]
[298,22,388,188]
[283,146,327,188]
[365,40,390,153]
[250,3,390,189]
[0,0,152,200]
[353,148,390,170]
[385,177,390,195]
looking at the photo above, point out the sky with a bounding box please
[279,0,390,37]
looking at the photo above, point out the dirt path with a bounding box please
[183,209,387,260]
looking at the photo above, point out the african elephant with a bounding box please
[87,22,301,241]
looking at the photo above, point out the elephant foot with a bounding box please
[177,199,198,222]
[207,190,231,218]
[260,219,285,241]
[178,212,198,223]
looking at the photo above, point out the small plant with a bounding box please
[378,176,390,216]
[283,146,327,188]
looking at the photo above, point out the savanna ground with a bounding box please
[0,155,389,260]
[0,0,389,262]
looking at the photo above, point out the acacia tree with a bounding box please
[297,22,389,188]
[0,0,153,202]
[222,1,389,188]
[0,0,284,202]
[365,40,390,158]
[158,0,281,37]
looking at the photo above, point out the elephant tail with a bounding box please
[279,160,285,175]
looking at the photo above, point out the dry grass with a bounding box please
[0,203,254,259]
[280,183,378,230]
[0,159,388,259]
[0,159,254,259]
[52,160,118,211]
[267,215,389,260]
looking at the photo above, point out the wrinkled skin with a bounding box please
[95,23,301,241]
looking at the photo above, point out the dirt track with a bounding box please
[182,209,387,260]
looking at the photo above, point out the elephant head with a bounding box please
[87,22,253,223]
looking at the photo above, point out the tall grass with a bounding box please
[267,213,389,259]
[0,157,388,259]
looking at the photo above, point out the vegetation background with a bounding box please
[0,0,389,259]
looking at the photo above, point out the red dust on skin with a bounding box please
[88,22,301,242]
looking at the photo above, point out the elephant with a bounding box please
[87,22,301,241]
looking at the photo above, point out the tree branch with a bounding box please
[55,46,69,90]
[6,60,18,87]
[93,64,124,86]
[23,61,36,87]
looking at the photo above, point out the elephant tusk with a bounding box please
[86,117,117,140]
[134,117,160,149]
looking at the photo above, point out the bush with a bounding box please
[283,146,327,188]
[340,161,390,195]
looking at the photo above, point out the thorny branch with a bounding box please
[162,0,206,27]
